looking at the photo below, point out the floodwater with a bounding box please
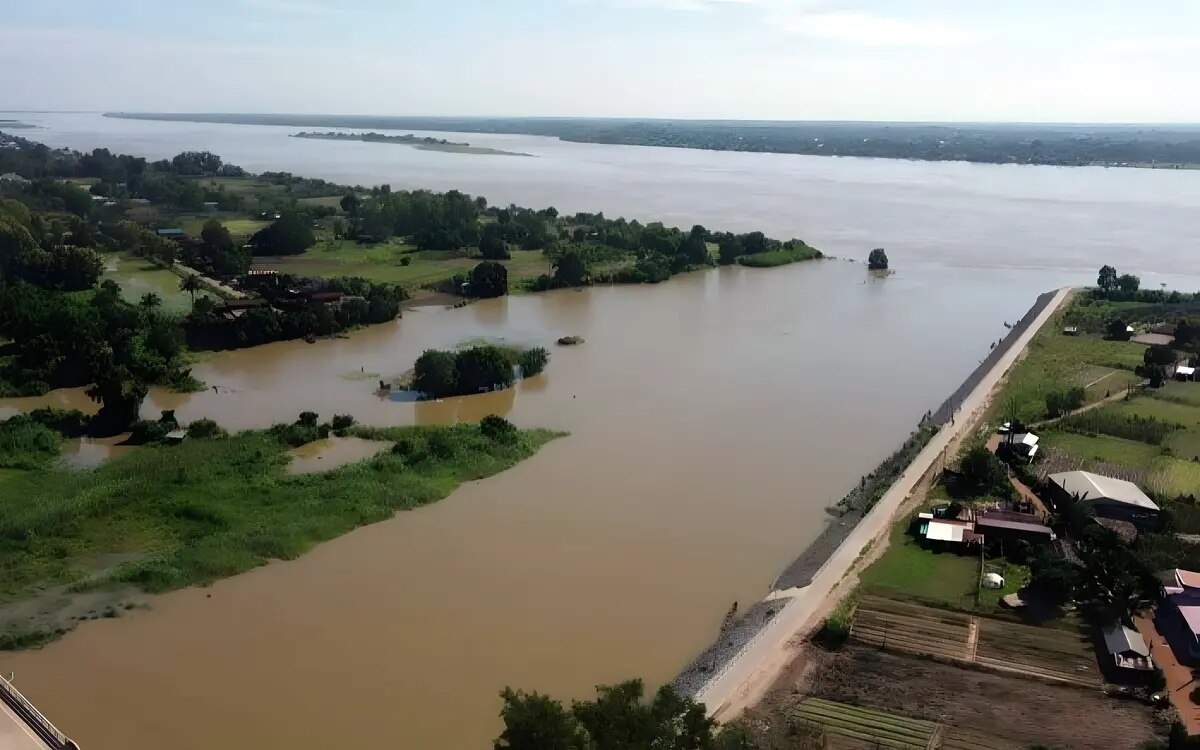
[1,114,1200,749]
[101,253,202,312]
[285,436,392,475]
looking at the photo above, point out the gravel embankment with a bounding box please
[671,599,784,697]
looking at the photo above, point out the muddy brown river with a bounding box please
[4,112,1200,748]
[0,260,1051,749]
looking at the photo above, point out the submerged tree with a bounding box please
[867,247,889,270]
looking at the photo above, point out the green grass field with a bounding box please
[252,240,552,288]
[1109,396,1200,426]
[736,244,820,268]
[0,422,560,647]
[993,307,1145,422]
[297,195,345,209]
[860,514,979,610]
[178,214,271,237]
[1040,430,1162,467]
[1166,429,1200,461]
[1158,381,1200,408]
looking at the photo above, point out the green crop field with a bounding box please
[791,698,936,750]
[1040,431,1162,467]
[1146,456,1200,498]
[1166,429,1200,461]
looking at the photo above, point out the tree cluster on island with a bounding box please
[867,247,888,270]
[412,344,549,399]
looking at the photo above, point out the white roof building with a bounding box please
[1048,470,1159,512]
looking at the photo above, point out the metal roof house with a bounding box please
[975,510,1055,545]
[1100,623,1154,673]
[1047,470,1160,529]
[1177,365,1196,381]
[1157,569,1200,665]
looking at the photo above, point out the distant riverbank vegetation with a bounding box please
[290,131,530,156]
[412,344,549,398]
[0,413,559,649]
[107,113,1200,168]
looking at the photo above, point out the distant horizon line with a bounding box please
[3,111,1200,128]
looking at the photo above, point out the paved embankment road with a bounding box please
[0,699,53,750]
[696,286,1074,720]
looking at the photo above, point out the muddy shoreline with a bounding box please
[670,289,1061,696]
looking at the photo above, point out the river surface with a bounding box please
[2,114,1200,749]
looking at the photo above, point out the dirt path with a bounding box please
[697,286,1075,722]
[1029,385,1136,429]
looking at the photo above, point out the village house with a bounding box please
[1157,569,1200,666]
[1047,470,1160,530]
[1176,364,1196,382]
[156,227,186,240]
[974,509,1055,546]
[0,172,31,186]
[1099,622,1154,680]
[1002,431,1039,461]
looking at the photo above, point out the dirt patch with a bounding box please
[752,645,1162,750]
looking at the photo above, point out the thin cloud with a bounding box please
[780,11,982,47]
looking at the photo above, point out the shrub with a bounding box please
[426,430,460,459]
[481,414,517,442]
[518,347,549,377]
[330,414,356,431]
[391,434,428,461]
[297,411,319,427]
[0,415,62,469]
[27,407,88,437]
[186,418,225,439]
[1045,387,1086,418]
[129,419,170,445]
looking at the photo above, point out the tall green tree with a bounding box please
[413,349,459,398]
[472,261,508,298]
[553,250,588,287]
[179,274,203,305]
[1097,264,1118,290]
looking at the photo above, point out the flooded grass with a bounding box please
[0,423,561,647]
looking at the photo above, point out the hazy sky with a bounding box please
[1,0,1197,122]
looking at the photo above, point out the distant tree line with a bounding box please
[104,114,1200,168]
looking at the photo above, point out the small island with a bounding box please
[291,131,531,157]
[868,247,889,270]
[411,343,549,398]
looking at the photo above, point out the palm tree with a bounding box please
[179,274,202,305]
[139,292,162,310]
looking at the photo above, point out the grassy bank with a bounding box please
[735,243,820,268]
[0,421,561,648]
